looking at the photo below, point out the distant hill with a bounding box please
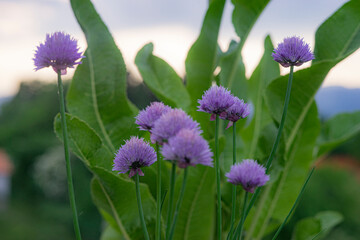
[316,86,360,119]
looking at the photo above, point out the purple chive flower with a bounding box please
[113,137,156,178]
[162,129,213,168]
[272,36,314,67]
[151,108,201,144]
[225,159,269,193]
[198,85,236,120]
[135,102,172,132]
[220,97,250,129]
[33,32,84,75]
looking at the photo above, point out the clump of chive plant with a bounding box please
[33,31,84,240]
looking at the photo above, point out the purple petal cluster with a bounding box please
[113,137,156,178]
[198,85,236,120]
[151,109,201,144]
[135,102,172,132]
[33,32,84,75]
[225,159,269,193]
[220,98,250,129]
[272,36,314,67]
[162,129,213,168]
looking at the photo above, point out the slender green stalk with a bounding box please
[244,66,294,218]
[156,143,161,240]
[215,115,222,240]
[166,162,177,239]
[57,71,82,240]
[271,168,315,240]
[135,174,150,240]
[227,122,237,240]
[168,168,188,240]
[233,192,249,240]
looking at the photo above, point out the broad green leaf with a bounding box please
[91,168,157,240]
[54,113,113,170]
[246,103,320,239]
[317,111,360,156]
[292,211,343,240]
[172,166,215,240]
[135,43,191,111]
[242,35,280,158]
[232,0,271,41]
[185,0,226,104]
[68,0,138,151]
[314,0,360,62]
[218,0,270,98]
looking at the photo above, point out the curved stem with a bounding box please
[166,162,177,239]
[271,168,315,240]
[135,174,150,240]
[168,168,188,240]
[57,71,82,240]
[215,115,222,240]
[244,66,294,218]
[156,143,161,240]
[227,123,237,240]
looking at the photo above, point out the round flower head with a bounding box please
[162,129,213,168]
[225,159,269,193]
[151,108,201,144]
[113,137,156,178]
[272,36,314,67]
[33,32,84,75]
[220,97,250,129]
[198,85,236,120]
[135,102,172,132]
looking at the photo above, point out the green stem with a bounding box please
[168,168,188,240]
[166,162,177,239]
[57,71,82,240]
[271,168,315,240]
[215,115,222,240]
[135,174,150,240]
[156,143,161,240]
[244,65,294,218]
[233,192,249,240]
[227,123,237,240]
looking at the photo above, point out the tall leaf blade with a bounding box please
[185,0,226,104]
[135,43,191,110]
[68,0,138,151]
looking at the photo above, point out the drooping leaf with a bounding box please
[135,43,191,111]
[292,211,343,240]
[316,111,360,157]
[68,0,138,151]
[314,0,360,62]
[185,0,226,104]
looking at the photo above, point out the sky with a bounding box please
[0,0,359,97]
